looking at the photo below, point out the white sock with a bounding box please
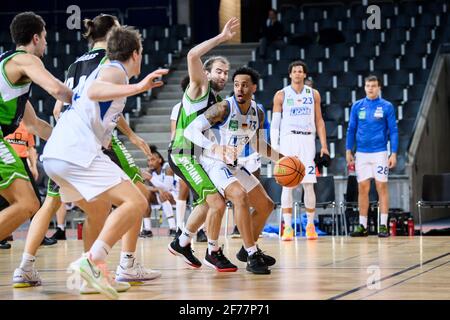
[20,253,36,271]
[380,213,388,226]
[207,239,219,254]
[57,224,65,231]
[179,228,195,247]
[120,251,135,269]
[175,200,186,230]
[283,213,292,228]
[245,245,258,256]
[162,201,176,229]
[197,223,205,232]
[306,211,315,225]
[89,240,111,263]
[359,215,368,228]
[143,217,152,231]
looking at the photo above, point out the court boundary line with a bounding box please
[328,252,450,300]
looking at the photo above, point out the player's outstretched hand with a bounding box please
[219,17,240,42]
[138,68,169,92]
[212,145,238,165]
[130,134,152,158]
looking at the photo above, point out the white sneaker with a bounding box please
[12,267,42,288]
[80,280,131,294]
[115,262,162,284]
[69,253,118,300]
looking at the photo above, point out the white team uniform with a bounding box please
[355,151,389,182]
[199,96,260,195]
[151,162,179,201]
[279,85,317,184]
[42,62,129,202]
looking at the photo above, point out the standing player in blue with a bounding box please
[346,75,398,237]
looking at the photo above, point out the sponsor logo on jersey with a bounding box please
[229,120,238,131]
[290,107,311,116]
[0,142,16,164]
[305,88,311,93]
[374,106,384,119]
[358,109,366,120]
[287,98,294,106]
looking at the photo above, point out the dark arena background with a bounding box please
[0,0,449,308]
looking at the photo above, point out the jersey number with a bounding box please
[377,166,388,175]
[303,97,313,104]
[308,166,315,175]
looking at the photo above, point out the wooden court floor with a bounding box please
[0,235,449,300]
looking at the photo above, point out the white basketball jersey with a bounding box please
[203,96,260,161]
[151,163,176,192]
[43,61,128,168]
[280,85,315,136]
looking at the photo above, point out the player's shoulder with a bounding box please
[379,97,394,109]
[352,98,365,107]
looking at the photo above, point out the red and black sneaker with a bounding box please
[203,248,238,272]
[168,238,202,268]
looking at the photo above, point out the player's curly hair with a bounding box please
[232,66,260,84]
[149,145,165,164]
[10,12,45,46]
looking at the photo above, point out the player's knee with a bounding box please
[207,194,226,214]
[131,194,148,217]
[263,196,275,214]
[22,197,40,218]
[226,184,248,207]
[358,181,370,194]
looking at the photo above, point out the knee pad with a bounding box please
[303,183,316,210]
[281,187,293,209]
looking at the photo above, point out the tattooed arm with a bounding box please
[184,100,229,149]
[184,100,237,163]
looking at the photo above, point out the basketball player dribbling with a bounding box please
[184,67,284,274]
[270,60,329,241]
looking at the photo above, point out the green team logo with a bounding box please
[287,98,294,106]
[305,88,311,93]
[358,110,366,120]
[229,120,238,131]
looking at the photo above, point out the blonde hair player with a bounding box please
[270,60,329,241]
[42,26,168,299]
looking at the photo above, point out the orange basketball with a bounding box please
[273,156,305,187]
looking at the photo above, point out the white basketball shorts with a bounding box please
[355,151,389,183]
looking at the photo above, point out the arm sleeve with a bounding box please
[184,114,215,150]
[346,104,358,151]
[387,103,399,153]
[269,112,281,151]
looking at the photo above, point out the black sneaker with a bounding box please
[139,229,153,238]
[50,227,66,240]
[196,229,207,242]
[0,240,11,249]
[168,229,177,237]
[41,237,57,246]
[378,225,390,238]
[247,251,270,275]
[230,225,241,239]
[175,228,182,239]
[236,246,276,266]
[203,248,237,272]
[168,237,202,268]
[350,224,369,237]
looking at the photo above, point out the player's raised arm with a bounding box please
[186,17,239,99]
[87,67,168,102]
